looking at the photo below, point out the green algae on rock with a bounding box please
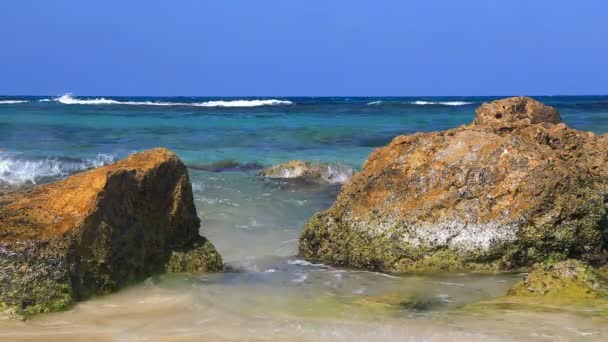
[507,260,608,303]
[299,97,608,273]
[0,148,222,319]
[466,260,608,315]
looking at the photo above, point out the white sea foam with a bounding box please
[287,259,327,268]
[366,100,383,105]
[412,100,472,106]
[322,163,354,185]
[38,99,52,102]
[192,99,294,107]
[0,152,114,185]
[0,100,28,104]
[291,272,309,283]
[53,94,293,107]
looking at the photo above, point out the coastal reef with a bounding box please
[299,97,608,272]
[0,148,222,318]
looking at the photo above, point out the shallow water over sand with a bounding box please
[2,170,608,341]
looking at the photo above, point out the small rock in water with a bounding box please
[468,260,608,314]
[355,292,445,312]
[258,160,354,185]
[507,260,608,300]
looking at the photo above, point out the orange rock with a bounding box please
[0,148,222,318]
[299,97,608,273]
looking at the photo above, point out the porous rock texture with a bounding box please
[299,97,608,272]
[0,148,222,318]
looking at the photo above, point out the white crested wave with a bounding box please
[0,100,28,104]
[38,99,52,102]
[412,100,472,106]
[0,152,115,185]
[192,99,294,107]
[53,94,293,107]
[55,94,182,106]
[367,100,383,105]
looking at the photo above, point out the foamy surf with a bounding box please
[192,99,294,107]
[0,100,28,104]
[55,94,179,106]
[53,94,294,107]
[0,152,114,185]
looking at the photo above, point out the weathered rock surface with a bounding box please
[473,96,562,127]
[0,148,222,318]
[299,97,608,272]
[259,160,354,185]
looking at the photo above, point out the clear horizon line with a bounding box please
[1,93,608,98]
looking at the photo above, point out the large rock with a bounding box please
[299,97,608,272]
[259,160,354,185]
[0,148,222,318]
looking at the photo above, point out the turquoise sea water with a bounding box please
[2,95,608,175]
[1,95,608,340]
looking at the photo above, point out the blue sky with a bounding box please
[1,0,606,96]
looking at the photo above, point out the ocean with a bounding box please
[1,95,607,340]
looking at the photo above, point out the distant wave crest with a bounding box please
[53,94,293,107]
[412,100,472,106]
[367,100,473,107]
[0,152,115,185]
[192,99,293,107]
[0,100,28,104]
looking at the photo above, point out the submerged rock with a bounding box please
[187,159,264,172]
[299,97,608,272]
[259,160,354,185]
[0,148,222,318]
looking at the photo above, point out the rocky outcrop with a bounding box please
[299,97,608,272]
[473,96,562,127]
[0,148,222,318]
[259,160,354,185]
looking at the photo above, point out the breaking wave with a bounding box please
[0,152,115,185]
[53,94,293,107]
[411,101,472,106]
[192,99,293,107]
[367,100,474,107]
